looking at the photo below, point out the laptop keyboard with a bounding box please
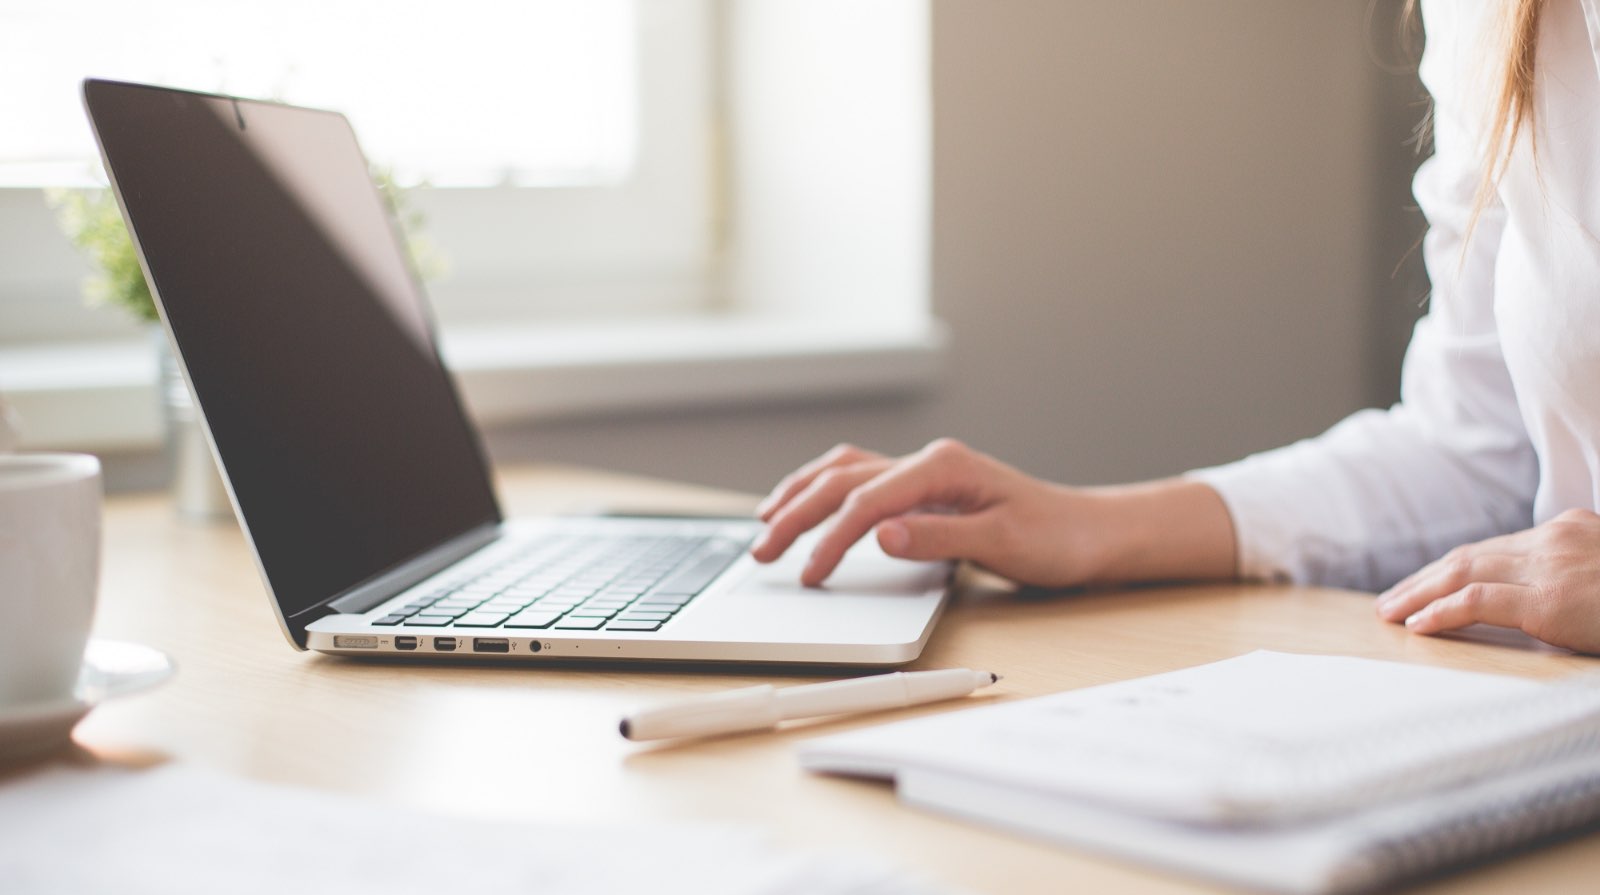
[371,532,750,633]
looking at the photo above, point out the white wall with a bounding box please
[480,1,1423,494]
[724,0,929,328]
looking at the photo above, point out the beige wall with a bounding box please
[482,0,1428,494]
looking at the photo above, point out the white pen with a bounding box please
[619,668,1000,741]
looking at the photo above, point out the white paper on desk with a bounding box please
[0,764,961,895]
[799,650,1569,823]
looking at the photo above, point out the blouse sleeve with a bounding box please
[1185,0,1538,592]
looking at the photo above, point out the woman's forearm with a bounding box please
[1077,478,1239,584]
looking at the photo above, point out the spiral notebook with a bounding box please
[798,651,1600,894]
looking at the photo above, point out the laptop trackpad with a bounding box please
[746,534,948,595]
[662,532,950,647]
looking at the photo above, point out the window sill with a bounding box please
[0,314,948,451]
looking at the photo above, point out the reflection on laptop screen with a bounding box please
[85,81,501,624]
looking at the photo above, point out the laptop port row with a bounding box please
[382,636,544,653]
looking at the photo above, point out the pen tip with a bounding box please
[989,672,1001,684]
[619,719,633,740]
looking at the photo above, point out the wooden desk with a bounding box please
[65,466,1600,893]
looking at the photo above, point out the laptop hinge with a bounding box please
[322,523,503,617]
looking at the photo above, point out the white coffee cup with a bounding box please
[0,453,102,707]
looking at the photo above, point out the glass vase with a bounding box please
[152,329,232,522]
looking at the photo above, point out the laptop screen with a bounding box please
[84,80,502,632]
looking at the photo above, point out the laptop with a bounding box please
[83,79,950,666]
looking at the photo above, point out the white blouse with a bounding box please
[1191,0,1600,592]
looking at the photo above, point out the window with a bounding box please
[0,0,637,188]
[0,0,713,341]
[0,0,940,452]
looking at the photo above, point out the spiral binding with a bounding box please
[1333,751,1600,892]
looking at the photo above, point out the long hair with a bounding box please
[1464,0,1546,239]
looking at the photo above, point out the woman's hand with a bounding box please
[1375,509,1600,653]
[750,439,1099,587]
[750,439,1238,589]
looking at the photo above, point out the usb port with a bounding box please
[433,637,458,652]
[394,636,418,651]
[473,638,510,653]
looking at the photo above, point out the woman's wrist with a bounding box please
[1075,478,1239,585]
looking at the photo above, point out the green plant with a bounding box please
[46,184,158,323]
[371,166,448,284]
[47,167,445,325]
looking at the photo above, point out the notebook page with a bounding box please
[800,651,1554,823]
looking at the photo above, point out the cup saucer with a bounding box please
[0,639,175,763]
